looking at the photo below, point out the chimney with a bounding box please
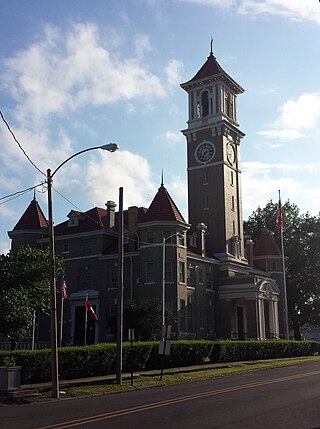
[245,235,254,265]
[128,206,139,235]
[105,200,117,228]
[197,222,207,257]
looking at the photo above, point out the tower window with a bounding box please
[179,261,185,283]
[231,195,235,210]
[203,171,208,185]
[204,195,209,210]
[231,171,234,186]
[201,91,209,117]
[225,92,234,119]
[233,220,236,235]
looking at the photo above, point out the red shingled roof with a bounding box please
[55,207,109,236]
[13,199,48,231]
[181,52,244,94]
[253,232,281,257]
[142,185,185,223]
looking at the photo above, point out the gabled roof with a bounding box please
[181,52,244,94]
[142,184,185,223]
[55,207,109,236]
[253,232,281,257]
[13,198,48,231]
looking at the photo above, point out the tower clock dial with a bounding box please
[195,141,216,164]
[226,142,236,165]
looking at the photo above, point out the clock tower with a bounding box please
[181,48,246,261]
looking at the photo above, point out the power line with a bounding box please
[0,182,45,205]
[0,110,46,177]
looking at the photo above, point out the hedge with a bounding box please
[0,340,319,384]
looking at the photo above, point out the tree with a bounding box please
[245,201,320,340]
[0,247,64,344]
[121,299,175,341]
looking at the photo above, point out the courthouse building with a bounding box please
[9,48,286,344]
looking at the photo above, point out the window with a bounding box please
[198,269,203,284]
[68,217,78,227]
[233,220,236,235]
[225,92,234,119]
[231,195,235,210]
[82,240,93,256]
[146,262,154,283]
[203,171,208,185]
[165,261,173,282]
[204,195,209,210]
[231,171,234,186]
[163,231,174,244]
[180,299,186,331]
[62,242,69,253]
[201,91,209,117]
[178,234,185,246]
[146,231,154,244]
[81,271,93,290]
[179,261,185,283]
[111,269,118,288]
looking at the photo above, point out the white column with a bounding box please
[258,299,265,340]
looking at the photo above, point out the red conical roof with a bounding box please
[254,232,281,257]
[181,52,244,94]
[142,185,185,223]
[13,199,48,231]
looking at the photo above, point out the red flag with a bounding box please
[86,298,98,321]
[276,199,282,231]
[61,279,67,300]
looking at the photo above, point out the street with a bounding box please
[2,362,320,429]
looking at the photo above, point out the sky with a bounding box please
[1,0,320,254]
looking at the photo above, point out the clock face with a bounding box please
[195,141,215,164]
[226,142,236,165]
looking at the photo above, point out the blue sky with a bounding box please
[1,0,320,254]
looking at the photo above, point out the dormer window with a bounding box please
[68,217,79,227]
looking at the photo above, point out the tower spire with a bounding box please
[161,169,164,187]
[210,37,213,56]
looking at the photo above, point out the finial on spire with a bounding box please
[161,169,164,187]
[210,37,213,56]
[33,187,36,201]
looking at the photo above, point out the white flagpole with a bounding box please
[278,190,289,340]
[84,295,88,346]
[60,292,64,347]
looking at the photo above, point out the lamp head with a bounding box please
[101,143,119,152]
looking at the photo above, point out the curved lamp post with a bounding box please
[47,143,118,398]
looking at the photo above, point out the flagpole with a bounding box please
[60,292,64,347]
[84,295,88,346]
[278,190,289,340]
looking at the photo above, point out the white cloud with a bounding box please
[165,59,184,86]
[181,0,320,25]
[242,161,320,217]
[163,131,184,145]
[134,34,152,60]
[1,23,166,124]
[85,150,157,209]
[0,240,10,255]
[259,92,320,141]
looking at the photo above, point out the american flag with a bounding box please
[61,279,67,300]
[276,198,282,231]
[86,297,98,321]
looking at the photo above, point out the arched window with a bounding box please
[201,91,209,117]
[225,92,234,119]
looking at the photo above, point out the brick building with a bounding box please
[8,49,286,344]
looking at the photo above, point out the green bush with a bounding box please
[0,339,319,384]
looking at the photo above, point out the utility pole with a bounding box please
[116,187,124,384]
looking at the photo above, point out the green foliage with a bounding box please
[1,355,16,367]
[123,299,175,341]
[244,200,320,339]
[0,340,319,384]
[0,246,64,341]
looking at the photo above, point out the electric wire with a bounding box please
[0,182,45,205]
[0,110,46,177]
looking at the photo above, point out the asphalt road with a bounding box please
[2,362,320,429]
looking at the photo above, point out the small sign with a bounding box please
[161,325,172,339]
[159,340,171,356]
[128,328,135,341]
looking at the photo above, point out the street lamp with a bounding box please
[162,232,184,326]
[47,143,118,399]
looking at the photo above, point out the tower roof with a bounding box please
[142,184,186,223]
[13,198,48,231]
[181,52,244,94]
[253,232,282,257]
